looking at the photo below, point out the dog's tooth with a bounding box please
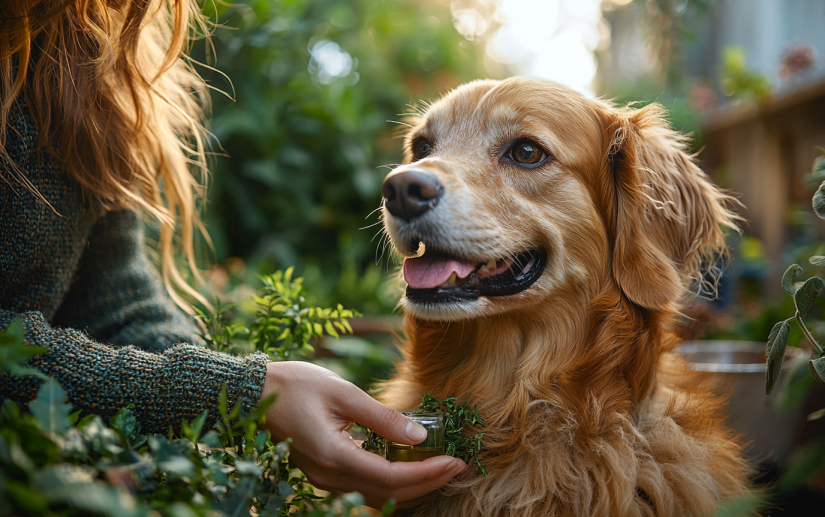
[478,265,489,276]
[486,259,496,270]
[447,272,457,286]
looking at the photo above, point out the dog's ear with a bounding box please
[605,104,739,311]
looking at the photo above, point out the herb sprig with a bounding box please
[361,394,487,477]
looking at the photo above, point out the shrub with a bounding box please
[0,271,391,517]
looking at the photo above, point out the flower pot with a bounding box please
[676,341,806,467]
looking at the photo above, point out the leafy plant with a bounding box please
[764,150,825,412]
[720,46,771,102]
[359,425,386,456]
[196,268,360,361]
[250,268,359,360]
[361,394,488,477]
[194,299,243,353]
[0,271,388,516]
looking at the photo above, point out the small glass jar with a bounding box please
[385,412,445,462]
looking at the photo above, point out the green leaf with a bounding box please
[68,409,82,425]
[814,180,825,220]
[811,256,825,267]
[235,460,264,476]
[782,264,804,295]
[33,465,142,517]
[110,407,137,437]
[807,408,825,421]
[5,481,49,514]
[200,430,221,448]
[809,357,825,383]
[766,321,785,356]
[159,456,196,478]
[182,410,207,442]
[277,481,294,497]
[381,499,397,516]
[77,413,97,429]
[166,502,200,517]
[0,319,50,380]
[777,439,825,492]
[30,378,73,434]
[324,321,339,338]
[766,321,789,394]
[794,276,825,317]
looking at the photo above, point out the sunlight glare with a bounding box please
[489,0,603,96]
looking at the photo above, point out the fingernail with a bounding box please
[447,458,467,475]
[406,420,428,442]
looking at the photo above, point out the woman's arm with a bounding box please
[0,310,267,434]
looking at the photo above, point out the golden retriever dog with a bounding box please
[377,78,751,516]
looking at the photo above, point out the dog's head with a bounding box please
[381,78,737,322]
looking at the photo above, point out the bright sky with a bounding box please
[486,0,605,96]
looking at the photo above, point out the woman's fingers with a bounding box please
[305,441,466,508]
[335,385,428,446]
[259,361,467,507]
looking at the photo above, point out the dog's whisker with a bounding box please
[370,228,386,243]
[377,237,392,268]
[364,203,384,219]
[359,221,383,231]
[386,119,415,128]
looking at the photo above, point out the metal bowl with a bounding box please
[675,341,806,466]
[677,341,802,373]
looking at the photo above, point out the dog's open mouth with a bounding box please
[403,247,547,303]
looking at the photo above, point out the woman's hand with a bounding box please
[258,361,466,508]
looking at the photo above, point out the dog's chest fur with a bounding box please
[381,315,749,517]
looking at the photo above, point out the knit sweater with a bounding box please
[0,104,269,433]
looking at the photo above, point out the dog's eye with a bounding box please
[510,140,545,165]
[413,139,433,161]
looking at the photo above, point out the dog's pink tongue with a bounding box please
[403,255,476,289]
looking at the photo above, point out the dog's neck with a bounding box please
[383,283,669,430]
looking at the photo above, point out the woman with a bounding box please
[0,0,464,508]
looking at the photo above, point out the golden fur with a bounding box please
[0,0,211,309]
[379,78,751,516]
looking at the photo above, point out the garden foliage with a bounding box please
[0,272,391,516]
[764,150,825,408]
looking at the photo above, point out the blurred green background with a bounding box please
[192,0,491,316]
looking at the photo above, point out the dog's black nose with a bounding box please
[382,169,443,220]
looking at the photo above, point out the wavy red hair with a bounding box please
[0,0,212,309]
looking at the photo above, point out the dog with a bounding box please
[377,78,751,516]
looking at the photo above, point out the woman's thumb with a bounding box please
[341,389,427,446]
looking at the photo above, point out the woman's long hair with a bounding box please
[0,0,212,310]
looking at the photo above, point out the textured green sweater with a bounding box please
[0,104,269,433]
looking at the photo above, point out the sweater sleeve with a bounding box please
[0,310,268,434]
[52,209,203,353]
